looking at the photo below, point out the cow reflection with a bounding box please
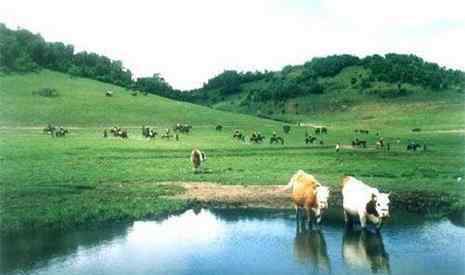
[342,227,391,274]
[293,225,331,273]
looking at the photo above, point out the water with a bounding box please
[1,208,464,275]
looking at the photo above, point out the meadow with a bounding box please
[1,70,464,235]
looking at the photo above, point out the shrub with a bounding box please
[33,88,59,97]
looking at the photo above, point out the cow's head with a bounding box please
[372,193,390,218]
[316,186,330,210]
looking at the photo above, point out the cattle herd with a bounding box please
[43,123,428,153]
[43,124,69,137]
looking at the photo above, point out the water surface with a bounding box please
[1,208,464,275]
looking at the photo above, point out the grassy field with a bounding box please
[1,70,464,235]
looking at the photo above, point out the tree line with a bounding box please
[1,24,464,104]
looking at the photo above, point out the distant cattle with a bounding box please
[174,123,192,133]
[54,127,69,137]
[406,142,422,151]
[305,136,317,144]
[270,132,284,145]
[411,128,421,132]
[342,176,390,230]
[191,148,207,173]
[250,132,265,144]
[233,129,245,142]
[282,170,330,227]
[314,127,328,135]
[110,126,128,138]
[342,228,390,273]
[352,138,367,148]
[105,90,113,97]
[376,138,385,149]
[161,129,173,139]
[142,126,158,139]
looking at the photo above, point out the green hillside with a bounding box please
[0,70,275,127]
[198,65,465,130]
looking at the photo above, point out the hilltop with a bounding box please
[187,55,465,127]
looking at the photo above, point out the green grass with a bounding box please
[0,70,464,235]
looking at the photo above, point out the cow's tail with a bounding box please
[279,169,304,192]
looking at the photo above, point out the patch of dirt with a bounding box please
[168,182,293,208]
[424,129,465,134]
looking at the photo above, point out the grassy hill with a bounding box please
[0,70,275,127]
[203,66,465,131]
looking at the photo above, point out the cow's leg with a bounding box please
[295,205,300,226]
[313,208,322,224]
[305,207,312,230]
[359,211,367,229]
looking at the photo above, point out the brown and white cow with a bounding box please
[191,149,207,173]
[282,170,330,226]
[342,176,390,230]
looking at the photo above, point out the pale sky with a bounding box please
[1,0,464,90]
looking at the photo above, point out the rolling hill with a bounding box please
[0,70,277,128]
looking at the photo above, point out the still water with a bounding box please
[1,208,464,275]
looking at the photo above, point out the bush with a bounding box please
[33,88,59,97]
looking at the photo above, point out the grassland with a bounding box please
[0,70,464,236]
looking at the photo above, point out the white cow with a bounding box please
[342,176,390,229]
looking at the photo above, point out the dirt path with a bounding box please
[168,182,293,208]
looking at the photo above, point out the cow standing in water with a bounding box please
[282,170,330,228]
[191,149,207,173]
[342,176,390,230]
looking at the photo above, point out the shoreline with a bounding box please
[171,182,463,215]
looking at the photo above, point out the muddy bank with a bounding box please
[170,182,463,215]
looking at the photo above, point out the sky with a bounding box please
[1,0,464,90]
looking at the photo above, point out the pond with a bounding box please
[1,208,464,275]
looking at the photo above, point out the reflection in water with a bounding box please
[342,227,390,274]
[293,226,331,273]
[448,209,465,227]
[1,208,464,275]
[0,223,128,274]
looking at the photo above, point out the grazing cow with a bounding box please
[161,129,173,139]
[270,132,284,145]
[352,138,367,148]
[191,149,207,173]
[250,131,265,144]
[342,176,390,230]
[305,136,317,144]
[174,123,192,133]
[282,170,330,226]
[342,228,390,274]
[376,138,385,149]
[105,90,113,97]
[406,142,421,151]
[294,227,331,273]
